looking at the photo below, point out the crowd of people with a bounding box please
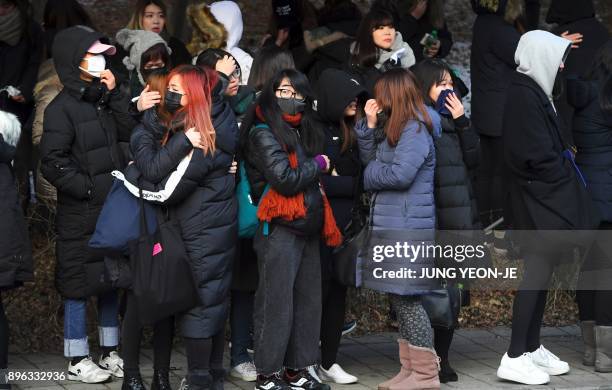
[0,0,611,389]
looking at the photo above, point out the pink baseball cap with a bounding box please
[88,40,117,55]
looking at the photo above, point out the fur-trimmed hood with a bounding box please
[186,3,228,56]
[0,110,21,147]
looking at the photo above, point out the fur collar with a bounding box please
[0,110,21,147]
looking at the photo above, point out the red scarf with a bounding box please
[254,106,343,247]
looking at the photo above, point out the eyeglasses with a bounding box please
[276,88,305,101]
[231,67,242,80]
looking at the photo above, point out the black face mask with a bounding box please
[277,97,306,116]
[141,67,168,83]
[80,78,107,103]
[165,90,183,114]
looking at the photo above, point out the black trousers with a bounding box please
[508,251,558,357]
[577,223,612,326]
[475,135,505,228]
[184,330,225,373]
[0,292,7,369]
[121,293,174,375]
[320,244,347,370]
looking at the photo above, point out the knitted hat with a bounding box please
[116,28,172,85]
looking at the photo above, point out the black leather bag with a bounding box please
[422,281,462,329]
[332,194,375,287]
[129,189,200,325]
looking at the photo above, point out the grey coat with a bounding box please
[355,112,440,295]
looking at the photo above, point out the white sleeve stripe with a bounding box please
[111,153,192,203]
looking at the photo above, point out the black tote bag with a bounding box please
[332,194,376,287]
[129,188,200,325]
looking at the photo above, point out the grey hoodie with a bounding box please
[514,30,571,103]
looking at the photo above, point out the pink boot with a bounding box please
[378,339,411,390]
[389,344,440,390]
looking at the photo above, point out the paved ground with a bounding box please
[5,326,612,390]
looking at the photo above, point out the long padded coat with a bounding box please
[127,98,239,339]
[355,111,441,295]
[39,26,136,298]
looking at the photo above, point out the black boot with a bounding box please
[211,369,225,390]
[151,369,172,390]
[186,370,213,390]
[122,372,147,390]
[439,359,458,383]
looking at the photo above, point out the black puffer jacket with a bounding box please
[40,26,136,298]
[245,116,323,236]
[0,113,33,289]
[315,69,366,229]
[127,98,239,339]
[569,78,612,222]
[434,114,480,229]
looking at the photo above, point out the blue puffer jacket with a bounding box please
[355,110,441,295]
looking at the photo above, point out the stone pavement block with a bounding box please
[463,350,501,360]
[489,327,512,338]
[61,384,111,389]
[353,334,396,344]
[454,329,495,340]
[12,383,64,389]
[559,325,581,337]
[540,327,570,337]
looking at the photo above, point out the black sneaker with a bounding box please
[255,373,290,390]
[284,370,330,390]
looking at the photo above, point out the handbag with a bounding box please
[129,186,200,325]
[332,193,376,287]
[421,280,462,329]
[89,174,158,254]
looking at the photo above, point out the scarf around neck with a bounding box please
[0,7,23,46]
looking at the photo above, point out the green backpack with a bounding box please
[236,124,270,238]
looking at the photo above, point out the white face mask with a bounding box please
[79,54,106,78]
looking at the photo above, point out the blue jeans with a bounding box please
[230,290,254,367]
[64,290,120,357]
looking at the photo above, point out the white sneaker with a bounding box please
[179,377,187,390]
[231,361,257,382]
[529,345,570,375]
[307,365,322,383]
[497,353,550,385]
[68,357,112,383]
[99,351,124,378]
[318,363,358,384]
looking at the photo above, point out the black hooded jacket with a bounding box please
[547,0,609,78]
[39,26,136,298]
[568,78,612,222]
[470,2,521,137]
[314,69,366,229]
[126,95,239,339]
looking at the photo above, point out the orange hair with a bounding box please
[165,65,218,155]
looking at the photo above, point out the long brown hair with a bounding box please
[145,72,171,126]
[374,68,432,146]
